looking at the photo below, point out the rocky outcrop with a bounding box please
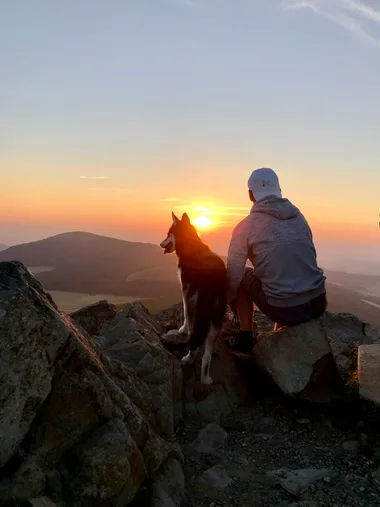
[99,302,183,437]
[158,304,249,422]
[253,319,342,402]
[70,300,118,337]
[0,262,183,506]
[358,344,380,405]
[321,312,380,378]
[2,261,378,507]
[158,303,376,406]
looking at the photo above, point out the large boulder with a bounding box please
[358,344,380,405]
[0,262,183,506]
[253,319,341,402]
[70,299,118,336]
[253,309,380,381]
[0,262,69,468]
[321,312,380,378]
[99,302,183,437]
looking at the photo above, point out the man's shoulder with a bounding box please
[232,215,250,236]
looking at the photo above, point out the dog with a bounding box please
[160,212,227,384]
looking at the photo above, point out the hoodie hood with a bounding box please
[251,196,300,220]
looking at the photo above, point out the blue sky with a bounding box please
[0,0,379,264]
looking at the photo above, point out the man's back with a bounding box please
[227,195,325,308]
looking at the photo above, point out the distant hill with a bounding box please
[0,232,179,299]
[325,282,380,331]
[1,231,379,330]
[0,243,8,252]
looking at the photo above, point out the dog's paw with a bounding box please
[181,351,195,365]
[201,375,213,385]
[178,324,189,335]
[165,329,180,336]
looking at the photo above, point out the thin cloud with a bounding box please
[283,0,380,47]
[80,175,110,180]
[159,197,184,202]
[89,187,135,194]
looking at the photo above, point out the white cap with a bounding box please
[248,167,282,201]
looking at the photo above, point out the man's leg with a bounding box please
[236,284,254,331]
[228,268,260,353]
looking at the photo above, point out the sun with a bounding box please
[193,215,212,229]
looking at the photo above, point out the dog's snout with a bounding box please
[160,236,170,249]
[160,233,175,254]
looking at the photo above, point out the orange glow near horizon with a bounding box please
[1,179,379,249]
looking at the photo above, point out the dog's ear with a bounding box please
[172,212,180,225]
[181,213,190,225]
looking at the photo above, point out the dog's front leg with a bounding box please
[181,348,197,365]
[178,287,189,335]
[178,320,189,335]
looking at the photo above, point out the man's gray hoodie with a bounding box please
[227,196,326,308]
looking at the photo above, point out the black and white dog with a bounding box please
[160,212,227,384]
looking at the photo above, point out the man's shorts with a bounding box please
[241,268,327,326]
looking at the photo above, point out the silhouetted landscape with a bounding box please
[0,243,8,252]
[1,231,379,330]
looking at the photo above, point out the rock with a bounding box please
[100,302,182,437]
[149,458,185,507]
[153,458,185,504]
[267,468,335,496]
[186,382,234,423]
[70,300,118,337]
[161,329,189,347]
[342,440,360,452]
[131,457,184,507]
[146,488,178,507]
[0,262,184,506]
[192,423,229,455]
[254,319,341,401]
[142,432,184,477]
[221,413,248,431]
[11,458,46,499]
[0,262,71,468]
[198,465,232,490]
[359,344,380,405]
[209,451,252,480]
[372,466,380,488]
[276,502,319,507]
[322,312,380,378]
[65,419,146,506]
[185,340,249,421]
[159,303,249,422]
[156,303,184,330]
[29,498,57,507]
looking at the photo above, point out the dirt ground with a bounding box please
[177,393,380,507]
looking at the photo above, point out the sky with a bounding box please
[0,0,379,270]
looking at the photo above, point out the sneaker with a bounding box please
[228,330,257,354]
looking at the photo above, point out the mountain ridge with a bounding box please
[1,231,379,330]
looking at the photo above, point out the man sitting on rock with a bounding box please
[227,167,327,353]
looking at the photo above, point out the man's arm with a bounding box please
[227,219,249,307]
